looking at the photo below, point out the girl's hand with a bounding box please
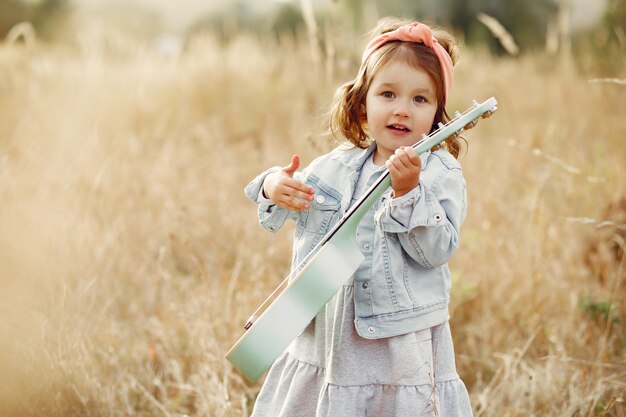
[263,155,315,211]
[386,146,421,198]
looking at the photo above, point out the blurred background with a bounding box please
[0,0,624,61]
[0,0,625,416]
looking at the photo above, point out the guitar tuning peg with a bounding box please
[472,100,480,107]
[421,133,428,140]
[448,128,464,139]
[455,111,462,119]
[463,119,478,130]
[480,106,498,119]
[438,122,445,130]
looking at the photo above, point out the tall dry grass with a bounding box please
[0,27,624,416]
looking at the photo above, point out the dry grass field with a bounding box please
[0,26,624,416]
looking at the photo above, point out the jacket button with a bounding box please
[315,195,326,204]
[367,326,375,333]
[362,281,369,289]
[363,242,371,250]
[434,213,443,222]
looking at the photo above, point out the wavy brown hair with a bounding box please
[329,17,462,157]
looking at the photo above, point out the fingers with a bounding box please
[274,178,314,211]
[282,154,300,177]
[399,146,421,166]
[275,188,313,210]
[277,195,311,211]
[264,154,317,211]
[280,180,315,202]
[393,147,420,167]
[386,147,421,198]
[282,178,315,197]
[385,158,402,176]
[386,147,421,172]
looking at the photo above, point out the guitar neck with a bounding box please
[227,97,497,374]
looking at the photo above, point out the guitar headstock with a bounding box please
[412,98,498,154]
[453,99,498,137]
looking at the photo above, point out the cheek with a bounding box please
[366,100,383,119]
[423,104,438,120]
[364,93,379,119]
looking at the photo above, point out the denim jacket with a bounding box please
[244,143,467,339]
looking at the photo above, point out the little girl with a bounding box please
[245,17,473,417]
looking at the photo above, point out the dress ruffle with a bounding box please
[251,286,473,417]
[256,351,473,417]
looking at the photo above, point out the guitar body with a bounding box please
[226,97,497,382]
[226,226,364,382]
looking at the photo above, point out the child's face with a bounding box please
[365,59,437,163]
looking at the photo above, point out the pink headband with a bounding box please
[361,22,453,105]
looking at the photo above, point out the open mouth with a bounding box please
[387,124,411,133]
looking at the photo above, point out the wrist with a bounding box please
[392,182,420,199]
[262,171,280,200]
[261,176,273,199]
[392,189,408,198]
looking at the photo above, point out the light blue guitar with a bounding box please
[226,97,498,382]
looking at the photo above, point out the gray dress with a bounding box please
[251,155,473,417]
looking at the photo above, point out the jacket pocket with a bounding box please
[299,174,341,236]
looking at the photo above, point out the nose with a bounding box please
[393,100,409,117]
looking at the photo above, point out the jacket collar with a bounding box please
[332,141,432,171]
[331,142,375,170]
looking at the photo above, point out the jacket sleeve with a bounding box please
[375,168,466,268]
[244,167,301,233]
